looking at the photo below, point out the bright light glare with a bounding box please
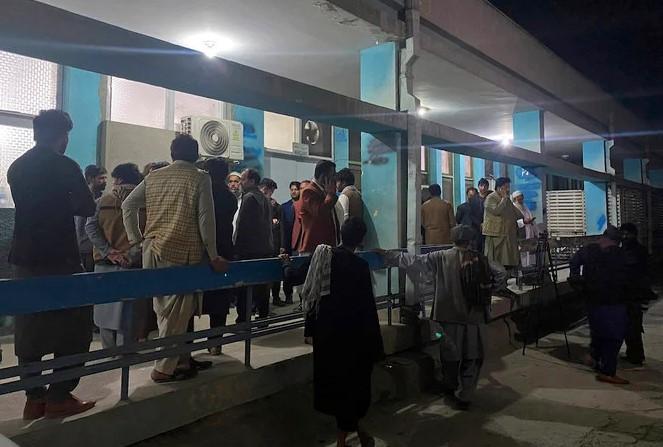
[417,107,429,117]
[500,136,512,147]
[185,33,239,58]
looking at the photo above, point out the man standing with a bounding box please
[86,163,150,349]
[511,190,538,268]
[335,168,363,223]
[421,184,455,245]
[298,161,338,254]
[123,134,227,383]
[234,169,273,322]
[281,181,300,304]
[569,226,629,384]
[9,110,97,419]
[380,225,505,410]
[620,223,652,368]
[259,178,285,307]
[476,178,492,253]
[456,187,482,251]
[482,177,523,270]
[202,158,238,356]
[75,165,108,271]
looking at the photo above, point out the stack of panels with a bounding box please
[546,190,586,237]
[619,187,647,246]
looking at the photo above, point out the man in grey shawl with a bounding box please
[379,224,506,410]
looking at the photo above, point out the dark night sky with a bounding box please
[489,0,663,125]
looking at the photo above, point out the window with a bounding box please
[174,91,222,128]
[110,77,166,129]
[264,111,299,152]
[441,150,452,175]
[0,126,33,208]
[0,51,59,208]
[464,155,473,179]
[0,51,58,115]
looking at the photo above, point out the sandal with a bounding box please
[151,368,197,383]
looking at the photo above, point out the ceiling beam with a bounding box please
[0,0,406,135]
[421,119,613,183]
[0,0,639,187]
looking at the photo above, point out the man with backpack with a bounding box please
[378,224,505,410]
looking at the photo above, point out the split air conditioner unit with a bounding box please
[180,116,244,160]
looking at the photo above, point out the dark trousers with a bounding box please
[81,253,95,273]
[271,281,282,303]
[283,280,294,302]
[14,265,92,402]
[594,337,622,376]
[336,415,359,432]
[625,303,645,364]
[236,285,270,323]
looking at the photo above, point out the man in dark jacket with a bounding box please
[259,178,286,307]
[234,169,273,321]
[620,223,652,367]
[8,110,97,420]
[202,158,238,355]
[456,187,482,250]
[280,181,301,303]
[570,225,629,385]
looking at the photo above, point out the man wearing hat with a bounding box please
[511,190,538,267]
[379,224,506,410]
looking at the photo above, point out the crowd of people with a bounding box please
[6,110,656,446]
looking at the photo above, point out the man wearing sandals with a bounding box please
[123,134,228,383]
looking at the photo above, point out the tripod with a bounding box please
[521,232,571,357]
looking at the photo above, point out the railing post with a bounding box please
[244,286,253,368]
[387,267,393,326]
[120,366,130,401]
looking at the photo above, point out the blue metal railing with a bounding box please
[0,253,385,315]
[0,252,393,400]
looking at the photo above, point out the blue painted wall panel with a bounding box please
[624,159,643,183]
[231,105,264,177]
[584,181,607,235]
[513,110,543,153]
[61,67,101,168]
[333,127,349,169]
[582,140,606,172]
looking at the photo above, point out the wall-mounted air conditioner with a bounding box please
[180,116,244,160]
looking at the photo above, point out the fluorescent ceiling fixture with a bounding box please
[183,33,240,58]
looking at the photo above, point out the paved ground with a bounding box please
[135,297,663,447]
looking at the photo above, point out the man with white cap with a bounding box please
[511,190,538,267]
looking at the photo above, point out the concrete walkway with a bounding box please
[135,298,663,447]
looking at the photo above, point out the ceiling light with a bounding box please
[561,154,570,159]
[202,40,217,58]
[500,137,512,148]
[184,33,239,58]
[417,106,429,117]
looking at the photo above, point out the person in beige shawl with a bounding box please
[482,177,524,269]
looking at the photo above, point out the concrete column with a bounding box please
[453,153,465,207]
[230,105,265,177]
[582,140,608,235]
[510,110,544,223]
[333,127,349,169]
[61,67,102,168]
